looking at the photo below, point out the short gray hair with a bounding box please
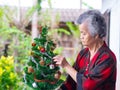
[77,10,106,38]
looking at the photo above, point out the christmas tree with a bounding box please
[23,26,63,90]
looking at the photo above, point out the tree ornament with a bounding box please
[39,59,45,66]
[32,82,38,88]
[40,47,45,52]
[49,64,55,69]
[38,46,42,50]
[54,71,61,80]
[29,51,34,56]
[32,42,36,46]
[28,66,34,73]
[38,46,46,52]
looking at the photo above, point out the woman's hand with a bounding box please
[53,55,77,82]
[53,55,69,68]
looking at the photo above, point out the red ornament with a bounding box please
[32,42,36,46]
[40,47,45,52]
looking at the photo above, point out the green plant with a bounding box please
[0,27,32,89]
[0,56,19,90]
[66,22,80,38]
[0,7,9,28]
[0,27,31,64]
[82,2,94,9]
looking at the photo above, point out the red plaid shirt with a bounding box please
[61,42,117,90]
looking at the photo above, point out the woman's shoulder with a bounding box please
[78,48,89,56]
[99,45,116,61]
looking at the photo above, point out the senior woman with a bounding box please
[53,10,117,90]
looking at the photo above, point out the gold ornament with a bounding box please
[39,59,45,66]
[29,51,34,56]
[54,71,61,79]
[32,42,36,46]
[38,46,42,50]
[28,66,34,73]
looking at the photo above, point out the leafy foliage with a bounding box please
[0,27,32,90]
[0,56,20,90]
[0,27,31,63]
[66,22,80,38]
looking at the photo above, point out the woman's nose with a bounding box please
[80,35,83,40]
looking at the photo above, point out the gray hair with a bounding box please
[77,10,106,38]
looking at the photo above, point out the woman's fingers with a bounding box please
[53,55,69,68]
[53,55,64,66]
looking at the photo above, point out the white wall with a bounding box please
[102,0,120,90]
[110,6,120,90]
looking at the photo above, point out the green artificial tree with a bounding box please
[23,26,63,90]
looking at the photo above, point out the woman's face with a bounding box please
[79,22,97,47]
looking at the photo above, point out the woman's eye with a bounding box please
[82,33,86,35]
[80,31,86,36]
